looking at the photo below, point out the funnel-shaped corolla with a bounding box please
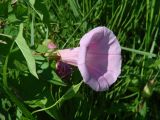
[58,27,121,91]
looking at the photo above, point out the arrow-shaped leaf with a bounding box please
[15,23,38,79]
[32,81,82,114]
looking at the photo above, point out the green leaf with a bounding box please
[26,0,43,20]
[36,44,48,53]
[25,98,47,108]
[48,71,67,86]
[15,23,38,79]
[29,0,35,6]
[59,81,82,101]
[7,14,19,23]
[32,81,83,114]
[40,62,49,69]
[34,55,45,61]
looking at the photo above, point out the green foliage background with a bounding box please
[0,0,160,120]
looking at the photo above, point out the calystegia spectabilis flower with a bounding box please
[57,27,122,91]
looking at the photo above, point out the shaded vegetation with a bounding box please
[0,0,160,120]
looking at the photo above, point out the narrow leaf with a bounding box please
[29,0,35,6]
[15,23,38,79]
[67,0,80,17]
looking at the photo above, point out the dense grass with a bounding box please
[0,0,160,120]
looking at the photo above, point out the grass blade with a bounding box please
[121,46,157,57]
[67,0,80,17]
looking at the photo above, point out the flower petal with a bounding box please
[58,47,79,66]
[78,26,121,91]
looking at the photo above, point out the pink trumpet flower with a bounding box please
[58,27,122,91]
